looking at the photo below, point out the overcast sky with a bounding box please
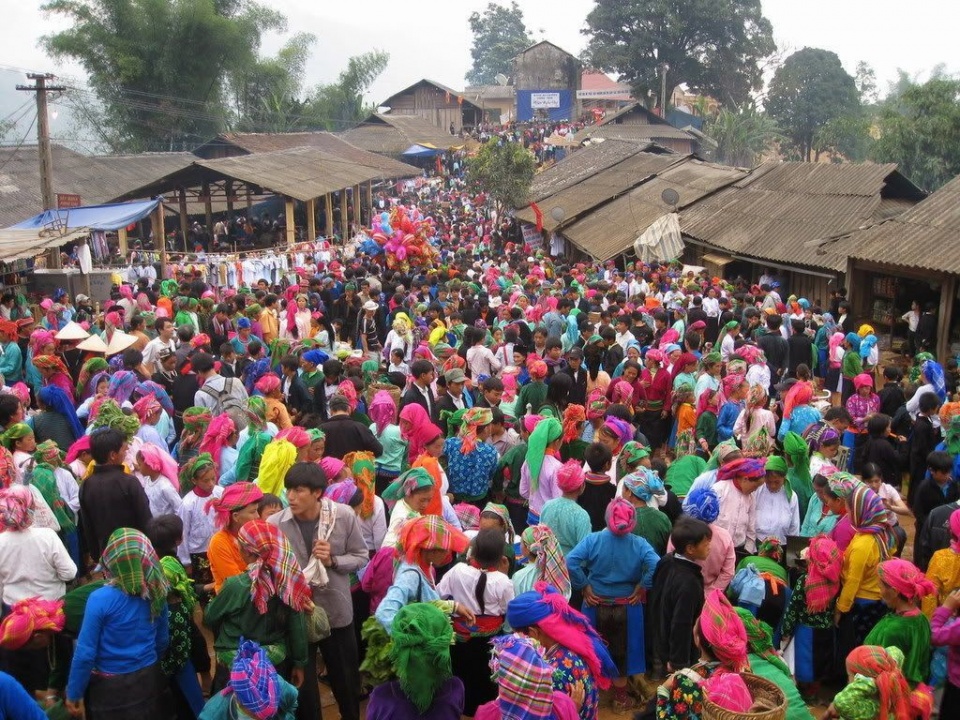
[1,0,958,146]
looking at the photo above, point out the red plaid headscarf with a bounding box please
[561,404,586,443]
[237,520,313,614]
[877,558,937,600]
[207,482,264,530]
[845,646,912,720]
[805,535,843,613]
[398,515,469,577]
[699,589,749,672]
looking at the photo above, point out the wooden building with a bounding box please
[575,103,701,155]
[379,79,482,134]
[513,41,581,122]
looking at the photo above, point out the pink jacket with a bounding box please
[932,606,960,687]
[668,523,736,595]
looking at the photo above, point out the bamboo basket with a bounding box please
[365,381,402,408]
[703,673,786,720]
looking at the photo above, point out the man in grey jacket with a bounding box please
[269,462,369,720]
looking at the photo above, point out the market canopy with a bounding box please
[402,144,443,158]
[11,198,161,232]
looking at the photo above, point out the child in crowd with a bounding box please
[579,442,616,532]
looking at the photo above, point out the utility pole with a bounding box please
[17,72,67,269]
[659,63,670,118]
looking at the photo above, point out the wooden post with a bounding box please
[352,184,361,229]
[306,199,317,242]
[325,193,334,237]
[153,201,167,279]
[225,180,234,217]
[117,227,128,256]
[246,187,252,211]
[937,274,956,362]
[178,188,189,253]
[364,181,373,226]
[202,181,213,232]
[284,197,296,245]
[339,190,348,239]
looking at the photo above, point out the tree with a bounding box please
[705,105,781,167]
[42,0,287,152]
[466,2,532,86]
[582,0,775,107]
[466,139,535,218]
[766,48,860,161]
[871,76,960,191]
[303,51,390,131]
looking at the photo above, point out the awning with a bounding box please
[11,198,161,232]
[633,213,684,263]
[401,144,443,158]
[702,252,734,267]
[0,228,90,261]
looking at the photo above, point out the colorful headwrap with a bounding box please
[245,397,268,429]
[586,388,609,420]
[0,485,33,531]
[520,525,571,597]
[699,589,749,672]
[369,391,397,436]
[33,439,63,466]
[275,427,309,449]
[506,582,617,690]
[228,638,280,720]
[0,423,32,452]
[198,414,236,471]
[207,482,264,530]
[100,527,169,618]
[254,374,281,396]
[319,457,346,481]
[383,467,435,501]
[605,497,636,536]
[827,471,860,500]
[64,436,91,465]
[337,380,359,413]
[488,634,556,720]
[33,354,69,377]
[757,537,784,563]
[179,453,215,492]
[457,407,493,455]
[620,440,650,468]
[733,606,791,677]
[133,393,162,424]
[135,381,174,417]
[528,359,548,381]
[703,672,752,713]
[601,417,633,448]
[782,382,814,420]
[805,535,843,614]
[0,598,65,650]
[343,451,376,520]
[325,480,360,506]
[735,344,766,365]
[561,403,586,443]
[683,485,721,525]
[525,416,562,492]
[454,503,481,532]
[8,383,30,407]
[556,460,585,493]
[877,558,936,600]
[160,555,197,613]
[398,516,469,574]
[107,370,139,405]
[182,407,213,435]
[716,457,765,483]
[389,603,455,713]
[623,467,666,503]
[844,645,913,720]
[849,484,895,559]
[237,520,313,614]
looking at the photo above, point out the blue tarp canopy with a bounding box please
[401,144,442,158]
[11,198,161,232]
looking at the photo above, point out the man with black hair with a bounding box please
[79,428,152,560]
[192,352,248,414]
[758,314,788,394]
[319,395,383,460]
[399,359,436,416]
[913,450,960,566]
[474,376,504,409]
[142,317,176,376]
[270,462,369,720]
[279,355,312,421]
[560,348,588,406]
[0,393,24,431]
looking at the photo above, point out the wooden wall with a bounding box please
[386,85,476,132]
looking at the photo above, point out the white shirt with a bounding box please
[358,496,388,552]
[194,374,249,411]
[177,486,223,565]
[142,337,175,371]
[0,526,77,605]
[139,473,183,517]
[467,345,502,378]
[753,484,800,544]
[383,499,418,550]
[702,297,720,318]
[437,563,515,616]
[713,480,758,552]
[876,482,904,526]
[54,466,80,515]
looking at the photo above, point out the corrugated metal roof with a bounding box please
[113,146,419,204]
[340,114,463,154]
[381,79,481,111]
[0,144,194,227]
[516,151,684,230]
[562,159,748,261]
[576,124,698,144]
[526,140,673,203]
[679,161,922,272]
[207,132,422,176]
[821,175,960,274]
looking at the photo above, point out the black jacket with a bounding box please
[399,384,436,418]
[79,464,152,561]
[916,500,960,571]
[281,374,312,416]
[758,331,789,386]
[648,554,705,670]
[317,415,383,460]
[559,366,589,406]
[433,394,468,436]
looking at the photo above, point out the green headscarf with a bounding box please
[706,438,740,471]
[945,415,960,456]
[783,432,812,510]
[90,399,140,439]
[245,397,268,429]
[621,440,650,467]
[389,602,454,712]
[383,467,435,501]
[179,453,215,493]
[1,423,32,451]
[665,454,707,498]
[101,528,169,619]
[700,351,722,367]
[160,279,178,298]
[764,455,788,475]
[362,360,380,386]
[734,607,792,678]
[31,464,75,533]
[160,555,197,613]
[525,417,563,493]
[910,352,935,385]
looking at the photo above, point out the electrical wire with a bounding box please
[0,111,39,173]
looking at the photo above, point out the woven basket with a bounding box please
[703,673,786,720]
[366,381,402,408]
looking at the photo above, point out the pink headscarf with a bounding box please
[198,414,236,471]
[29,330,55,357]
[556,460,585,493]
[501,372,518,402]
[399,404,434,462]
[877,558,937,600]
[338,380,359,412]
[138,443,181,492]
[951,508,960,553]
[133,394,162,424]
[369,391,397,436]
[284,285,300,336]
[119,285,134,301]
[276,427,310,449]
[255,374,281,395]
[8,383,29,407]
[605,498,636,536]
[854,373,875,390]
[703,673,752,712]
[320,456,346,481]
[828,332,845,367]
[65,436,91,465]
[522,414,544,435]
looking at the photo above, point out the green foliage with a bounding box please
[466,2,532,86]
[42,0,286,151]
[583,0,775,107]
[705,105,781,167]
[466,139,535,216]
[766,48,860,161]
[814,114,874,162]
[871,76,960,191]
[303,51,390,131]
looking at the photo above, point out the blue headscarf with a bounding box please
[107,370,138,405]
[302,349,328,367]
[136,380,174,417]
[682,486,721,523]
[243,357,271,396]
[237,317,251,330]
[623,467,666,503]
[859,334,878,361]
[923,360,948,402]
[821,313,837,335]
[37,386,84,442]
[844,332,861,352]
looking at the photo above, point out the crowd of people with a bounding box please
[0,174,959,720]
